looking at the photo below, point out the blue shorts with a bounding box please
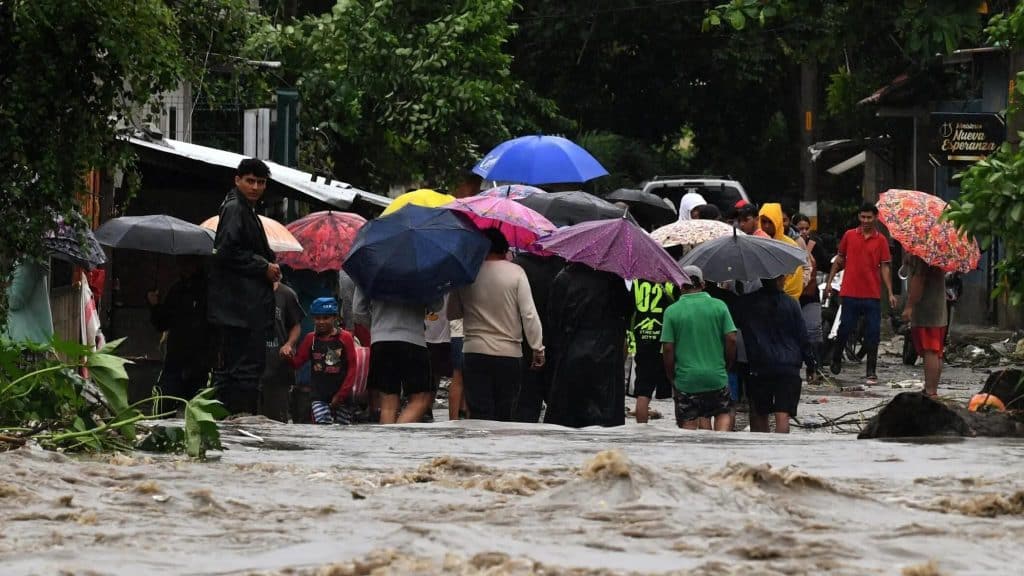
[838,297,881,345]
[450,337,464,371]
[727,372,740,402]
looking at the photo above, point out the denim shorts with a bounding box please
[450,337,464,371]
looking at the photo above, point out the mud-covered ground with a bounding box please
[1,336,1022,576]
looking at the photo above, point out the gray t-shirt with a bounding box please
[909,256,948,328]
[352,287,439,347]
[269,282,304,348]
[337,270,356,331]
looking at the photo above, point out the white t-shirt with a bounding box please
[425,296,450,344]
[449,318,464,338]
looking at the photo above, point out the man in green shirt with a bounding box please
[661,265,737,431]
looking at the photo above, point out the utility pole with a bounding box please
[800,61,818,228]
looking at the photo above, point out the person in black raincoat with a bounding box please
[147,256,210,402]
[511,252,564,423]
[544,263,632,428]
[207,158,280,414]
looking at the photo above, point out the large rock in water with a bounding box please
[858,392,1024,439]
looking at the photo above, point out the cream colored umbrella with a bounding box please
[200,214,303,252]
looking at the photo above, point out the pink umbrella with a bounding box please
[532,217,689,285]
[476,184,546,200]
[445,195,556,250]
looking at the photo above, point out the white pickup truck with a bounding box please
[641,176,751,216]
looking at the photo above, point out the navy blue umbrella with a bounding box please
[473,135,609,185]
[342,205,490,304]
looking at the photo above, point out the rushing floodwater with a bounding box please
[2,411,1023,576]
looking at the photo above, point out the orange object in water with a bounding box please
[968,393,1006,413]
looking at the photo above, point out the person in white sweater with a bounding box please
[448,229,544,421]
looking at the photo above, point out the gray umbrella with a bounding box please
[94,215,214,255]
[603,188,676,228]
[678,232,807,283]
[515,190,636,227]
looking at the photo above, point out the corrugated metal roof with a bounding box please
[129,136,392,209]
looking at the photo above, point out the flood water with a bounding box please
[2,408,1023,575]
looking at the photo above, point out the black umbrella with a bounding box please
[603,188,677,229]
[515,190,634,227]
[43,211,106,269]
[94,215,214,255]
[678,231,806,283]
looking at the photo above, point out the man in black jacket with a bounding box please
[736,276,816,433]
[208,158,281,414]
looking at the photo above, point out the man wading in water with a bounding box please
[448,229,544,422]
[661,266,737,431]
[208,158,280,415]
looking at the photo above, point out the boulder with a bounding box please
[858,392,1024,439]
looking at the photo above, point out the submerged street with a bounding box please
[2,353,1022,576]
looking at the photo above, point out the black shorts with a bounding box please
[428,342,453,380]
[747,373,802,416]
[368,341,431,396]
[673,387,733,423]
[633,345,672,399]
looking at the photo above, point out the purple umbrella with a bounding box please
[531,217,688,285]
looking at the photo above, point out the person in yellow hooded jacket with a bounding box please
[758,204,806,301]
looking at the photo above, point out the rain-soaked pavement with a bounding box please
[1,345,1022,575]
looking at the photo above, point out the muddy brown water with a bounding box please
[2,355,1023,575]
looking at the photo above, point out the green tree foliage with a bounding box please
[0,0,268,322]
[0,1,181,314]
[509,1,799,200]
[703,1,984,125]
[946,3,1024,306]
[250,0,558,189]
[577,130,692,194]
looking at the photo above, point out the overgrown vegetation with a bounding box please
[0,339,226,459]
[0,0,272,324]
[249,0,561,190]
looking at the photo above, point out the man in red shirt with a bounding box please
[825,202,898,384]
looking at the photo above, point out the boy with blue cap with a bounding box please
[289,297,358,424]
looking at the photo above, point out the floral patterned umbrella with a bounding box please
[44,210,106,269]
[651,219,741,248]
[877,189,980,273]
[276,211,366,272]
[445,195,556,250]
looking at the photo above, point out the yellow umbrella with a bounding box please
[200,215,303,253]
[380,188,455,216]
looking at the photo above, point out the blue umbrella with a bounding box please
[473,135,609,185]
[342,205,490,304]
